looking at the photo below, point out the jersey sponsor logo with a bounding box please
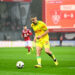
[35,30,41,33]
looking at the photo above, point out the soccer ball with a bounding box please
[16,61,24,69]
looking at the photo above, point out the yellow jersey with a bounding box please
[31,21,49,41]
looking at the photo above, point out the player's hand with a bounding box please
[37,36,42,39]
[27,33,29,36]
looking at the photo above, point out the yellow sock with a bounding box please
[37,56,41,65]
[31,47,33,51]
[48,53,56,61]
[53,54,56,59]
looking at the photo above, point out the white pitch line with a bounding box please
[68,67,75,69]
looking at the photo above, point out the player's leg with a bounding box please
[35,41,43,68]
[35,46,42,68]
[44,41,58,66]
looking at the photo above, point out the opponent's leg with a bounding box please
[25,41,29,53]
[26,41,31,54]
[30,41,34,51]
[27,46,31,53]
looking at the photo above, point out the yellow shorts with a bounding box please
[36,40,50,49]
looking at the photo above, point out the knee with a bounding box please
[45,48,52,54]
[45,50,49,54]
[37,51,40,56]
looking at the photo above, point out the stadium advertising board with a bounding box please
[0,41,75,47]
[0,0,31,2]
[42,0,75,32]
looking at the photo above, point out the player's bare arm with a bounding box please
[37,30,49,39]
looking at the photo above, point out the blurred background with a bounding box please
[0,1,75,75]
[0,0,42,41]
[0,0,75,47]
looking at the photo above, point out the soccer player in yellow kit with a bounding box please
[31,17,58,68]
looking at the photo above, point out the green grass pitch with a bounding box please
[0,47,75,75]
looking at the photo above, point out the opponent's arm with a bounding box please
[28,30,32,36]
